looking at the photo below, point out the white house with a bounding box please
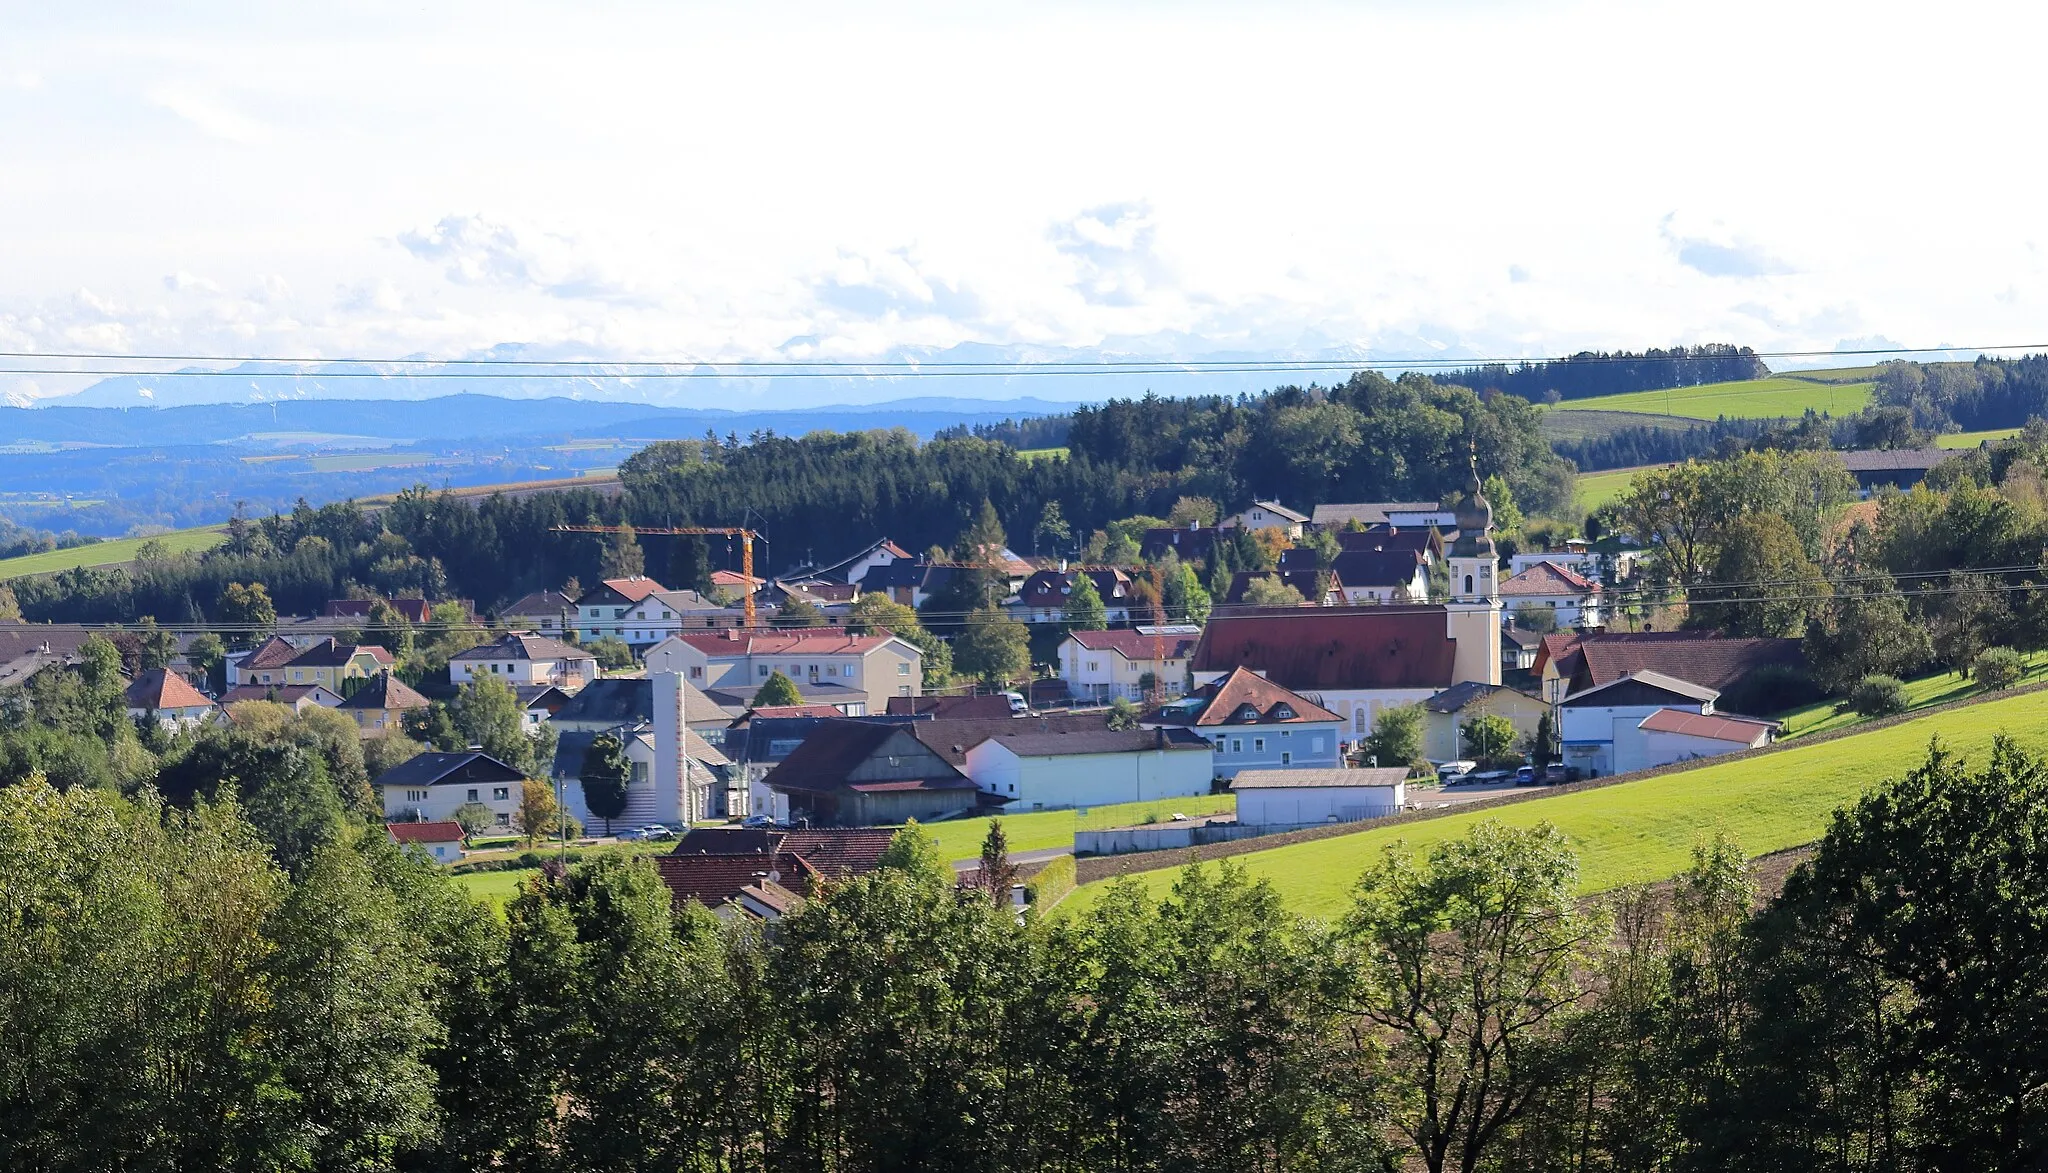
[1231,766,1407,828]
[124,668,217,730]
[961,726,1213,811]
[1221,500,1309,538]
[1145,665,1345,779]
[643,628,922,711]
[1558,670,1739,778]
[1059,626,1200,703]
[1637,708,1777,764]
[616,588,750,646]
[1311,501,1455,529]
[386,820,467,864]
[374,751,529,829]
[1508,543,1602,581]
[499,589,577,639]
[448,633,600,689]
[571,576,668,643]
[1500,562,1603,629]
[1015,568,1135,625]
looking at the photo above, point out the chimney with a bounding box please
[1058,557,1068,573]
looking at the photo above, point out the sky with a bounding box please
[2,0,2046,405]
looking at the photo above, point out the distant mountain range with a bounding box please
[0,393,1083,449]
[28,340,1386,411]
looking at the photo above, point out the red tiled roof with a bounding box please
[668,628,894,657]
[1501,562,1598,596]
[655,852,819,908]
[1064,629,1200,661]
[774,828,899,876]
[124,668,213,711]
[1191,607,1459,691]
[324,598,435,623]
[710,569,764,587]
[1163,665,1341,727]
[603,576,666,603]
[386,820,466,844]
[241,634,302,670]
[1637,707,1777,743]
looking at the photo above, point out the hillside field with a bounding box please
[1576,465,1657,510]
[1551,376,1874,420]
[0,525,227,580]
[1063,686,2048,920]
[1936,428,2021,449]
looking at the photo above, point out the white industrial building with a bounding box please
[1231,767,1407,828]
[961,726,1213,811]
[1558,670,1777,777]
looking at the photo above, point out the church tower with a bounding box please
[1445,451,1503,685]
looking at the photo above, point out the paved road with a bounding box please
[951,846,1070,873]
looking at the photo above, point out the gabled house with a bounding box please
[1145,666,1344,778]
[1534,631,1803,698]
[555,721,732,831]
[386,820,467,865]
[1335,524,1443,565]
[1221,501,1309,537]
[513,684,571,728]
[1501,562,1603,629]
[1058,626,1201,703]
[1276,547,1429,604]
[499,589,578,639]
[219,683,343,712]
[643,628,922,712]
[759,720,981,826]
[228,634,304,688]
[616,588,750,646]
[324,597,438,624]
[0,624,99,690]
[1839,447,1954,496]
[1508,541,1600,581]
[375,751,528,828]
[124,668,216,730]
[448,633,600,689]
[1420,680,1549,763]
[572,576,668,642]
[1191,607,1473,740]
[1558,670,1775,777]
[1140,526,1219,565]
[800,537,913,586]
[962,726,1213,810]
[547,675,727,739]
[336,669,431,735]
[1014,567,1135,624]
[653,826,898,916]
[279,639,395,693]
[1232,766,1407,828]
[1311,501,1455,529]
[882,693,1016,719]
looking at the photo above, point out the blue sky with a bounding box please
[1,0,2044,404]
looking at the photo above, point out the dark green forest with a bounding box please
[8,737,2048,1172]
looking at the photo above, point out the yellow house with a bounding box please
[336,669,431,735]
[282,639,396,692]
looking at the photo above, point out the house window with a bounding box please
[1230,738,1242,754]
[690,666,704,679]
[759,665,770,677]
[897,663,910,675]
[1281,751,1291,765]
[491,663,501,673]
[495,813,511,827]
[1464,574,1474,594]
[827,664,839,676]
[467,789,479,802]
[898,686,912,697]
[1254,738,1266,753]
[1354,710,1365,733]
[492,787,510,801]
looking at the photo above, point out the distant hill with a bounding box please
[0,393,1083,448]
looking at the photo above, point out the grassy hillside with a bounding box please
[924,792,1237,862]
[0,525,226,580]
[1779,364,1892,384]
[1576,465,1657,510]
[1936,427,2021,449]
[1552,376,1874,420]
[1538,408,1703,444]
[1064,687,2048,920]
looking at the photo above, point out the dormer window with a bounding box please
[1237,704,1261,721]
[1272,704,1295,720]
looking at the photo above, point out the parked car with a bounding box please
[740,814,777,829]
[1542,764,1582,785]
[1435,759,1477,783]
[1470,768,1514,784]
[615,827,649,841]
[642,825,675,841]
[1003,690,1030,716]
[1513,765,1537,785]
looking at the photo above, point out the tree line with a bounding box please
[8,735,2048,1171]
[1430,343,1768,404]
[1875,354,2048,432]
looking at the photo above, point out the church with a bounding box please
[1188,459,1503,741]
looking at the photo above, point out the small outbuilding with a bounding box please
[386,820,468,864]
[1230,766,1407,829]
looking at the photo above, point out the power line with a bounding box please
[0,342,2038,378]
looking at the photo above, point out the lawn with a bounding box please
[1063,687,2048,920]
[1771,660,2048,739]
[1936,428,2021,449]
[920,793,1239,862]
[1778,364,1892,384]
[1576,465,1655,511]
[1551,376,1873,420]
[1016,447,1070,464]
[0,525,227,580]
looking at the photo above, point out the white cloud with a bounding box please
[396,213,653,306]
[148,88,273,145]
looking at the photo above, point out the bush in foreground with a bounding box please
[1973,645,2026,691]
[1850,673,1909,717]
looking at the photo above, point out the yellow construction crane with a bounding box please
[550,524,764,627]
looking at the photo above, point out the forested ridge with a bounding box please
[7,371,1574,623]
[1431,343,1768,403]
[11,736,2048,1171]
